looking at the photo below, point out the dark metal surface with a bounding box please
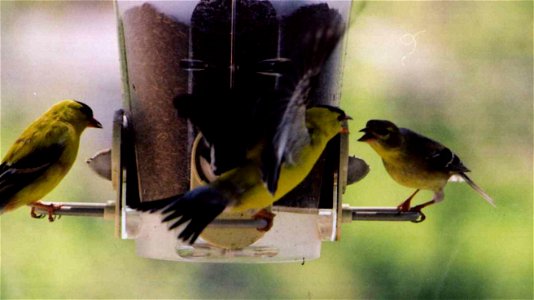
[346,206,422,222]
[32,202,115,218]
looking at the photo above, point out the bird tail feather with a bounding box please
[131,186,228,244]
[458,172,496,207]
[132,197,177,213]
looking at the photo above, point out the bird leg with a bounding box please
[253,209,276,232]
[397,189,421,212]
[409,190,445,223]
[29,202,63,222]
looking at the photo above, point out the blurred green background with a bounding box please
[1,1,532,299]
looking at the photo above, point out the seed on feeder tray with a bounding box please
[86,148,112,180]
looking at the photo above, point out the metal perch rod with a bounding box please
[343,206,422,222]
[33,202,422,224]
[32,201,269,227]
[35,201,116,219]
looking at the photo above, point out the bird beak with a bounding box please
[88,118,103,128]
[339,115,352,134]
[357,128,374,142]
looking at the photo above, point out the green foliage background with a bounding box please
[1,1,532,299]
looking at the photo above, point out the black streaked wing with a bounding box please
[262,72,311,194]
[404,128,470,174]
[0,143,65,209]
[133,186,228,244]
[427,146,470,173]
[261,8,346,194]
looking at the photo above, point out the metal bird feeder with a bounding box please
[35,0,421,263]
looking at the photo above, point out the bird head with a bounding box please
[51,100,102,131]
[358,119,401,148]
[306,105,352,139]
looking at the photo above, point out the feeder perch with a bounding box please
[34,0,422,263]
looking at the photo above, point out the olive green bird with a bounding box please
[358,119,495,221]
[0,100,102,221]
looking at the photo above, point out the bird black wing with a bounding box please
[261,4,346,194]
[403,128,470,173]
[133,186,229,244]
[427,146,470,173]
[0,143,65,210]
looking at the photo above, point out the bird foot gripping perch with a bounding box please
[408,206,427,223]
[395,189,427,223]
[253,209,276,232]
[29,202,63,222]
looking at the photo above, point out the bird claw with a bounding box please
[411,213,426,223]
[30,208,46,219]
[253,209,276,232]
[409,205,427,223]
[29,202,63,222]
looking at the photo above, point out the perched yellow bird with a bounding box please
[136,106,349,244]
[0,100,102,221]
[358,119,495,221]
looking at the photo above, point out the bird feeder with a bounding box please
[35,0,421,263]
[115,0,356,263]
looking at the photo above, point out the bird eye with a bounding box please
[375,127,389,136]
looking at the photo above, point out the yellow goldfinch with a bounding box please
[358,119,495,221]
[260,7,346,194]
[174,5,346,194]
[136,106,350,244]
[0,100,102,221]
